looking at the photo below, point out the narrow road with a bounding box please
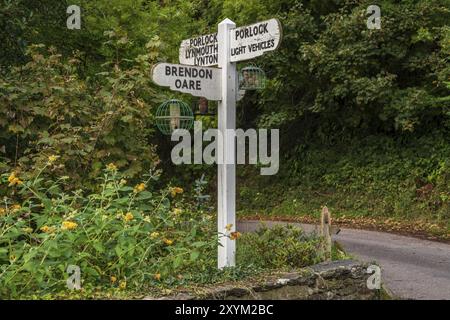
[237,220,450,300]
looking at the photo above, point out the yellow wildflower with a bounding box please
[119,281,127,290]
[163,238,174,246]
[106,163,118,172]
[225,223,233,231]
[7,172,16,183]
[170,187,183,197]
[123,212,134,222]
[119,179,127,185]
[11,204,21,212]
[7,172,22,186]
[154,273,161,281]
[0,208,5,216]
[40,225,55,233]
[110,276,117,284]
[61,221,78,231]
[48,155,59,163]
[134,183,146,193]
[172,208,182,215]
[229,231,241,240]
[150,232,160,239]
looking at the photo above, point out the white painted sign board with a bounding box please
[179,32,218,67]
[230,18,282,62]
[151,63,222,101]
[179,19,282,67]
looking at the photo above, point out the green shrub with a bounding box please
[0,38,161,190]
[0,164,327,299]
[0,163,218,298]
[238,131,450,224]
[238,224,322,269]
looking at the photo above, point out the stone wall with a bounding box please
[145,260,383,300]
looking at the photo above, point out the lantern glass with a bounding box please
[239,66,266,90]
[155,99,194,135]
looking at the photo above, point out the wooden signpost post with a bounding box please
[152,18,282,269]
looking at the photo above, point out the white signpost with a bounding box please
[217,19,237,269]
[152,18,282,269]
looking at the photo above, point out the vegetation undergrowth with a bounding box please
[237,132,450,240]
[0,162,329,299]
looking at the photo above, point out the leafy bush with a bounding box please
[238,224,322,269]
[0,163,219,298]
[0,162,328,298]
[238,131,450,224]
[0,39,161,188]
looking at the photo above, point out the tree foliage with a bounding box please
[0,36,161,188]
[0,0,449,206]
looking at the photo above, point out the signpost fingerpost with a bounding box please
[152,18,282,270]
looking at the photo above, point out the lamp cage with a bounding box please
[155,99,194,135]
[239,65,266,90]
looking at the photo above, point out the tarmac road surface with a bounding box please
[237,220,450,300]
